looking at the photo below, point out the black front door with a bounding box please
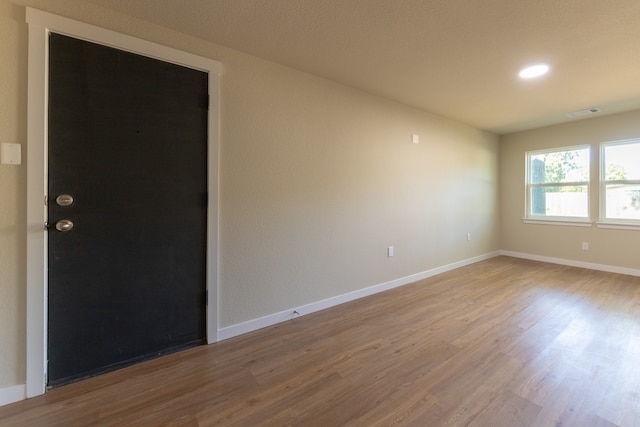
[47,33,208,387]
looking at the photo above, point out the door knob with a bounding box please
[55,219,74,232]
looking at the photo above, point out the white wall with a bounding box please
[0,0,500,398]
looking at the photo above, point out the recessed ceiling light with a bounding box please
[519,64,550,79]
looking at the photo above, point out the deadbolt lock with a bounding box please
[56,194,74,207]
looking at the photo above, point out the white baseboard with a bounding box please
[217,251,501,341]
[0,384,26,407]
[500,250,640,277]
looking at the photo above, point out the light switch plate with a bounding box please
[1,143,21,165]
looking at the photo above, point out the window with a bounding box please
[525,146,590,220]
[601,140,640,224]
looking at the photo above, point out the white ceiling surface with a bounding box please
[85,0,640,134]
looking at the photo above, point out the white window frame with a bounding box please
[523,145,592,227]
[598,139,640,230]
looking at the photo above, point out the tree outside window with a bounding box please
[526,146,590,219]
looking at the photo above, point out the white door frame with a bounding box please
[25,8,221,397]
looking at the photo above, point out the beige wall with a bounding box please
[0,0,499,391]
[501,109,640,269]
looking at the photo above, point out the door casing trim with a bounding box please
[25,8,222,397]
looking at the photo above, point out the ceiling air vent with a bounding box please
[566,107,601,118]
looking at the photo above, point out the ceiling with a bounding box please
[84,0,640,134]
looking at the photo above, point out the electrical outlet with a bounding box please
[582,242,589,251]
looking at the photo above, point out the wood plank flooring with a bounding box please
[1,256,640,426]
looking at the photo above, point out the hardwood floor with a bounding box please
[2,256,640,426]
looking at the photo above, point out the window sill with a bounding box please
[522,218,593,227]
[596,222,640,231]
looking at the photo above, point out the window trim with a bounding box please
[524,145,591,223]
[522,218,593,227]
[599,138,640,228]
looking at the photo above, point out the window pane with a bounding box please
[530,186,588,217]
[530,148,590,184]
[604,142,640,181]
[605,184,640,220]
